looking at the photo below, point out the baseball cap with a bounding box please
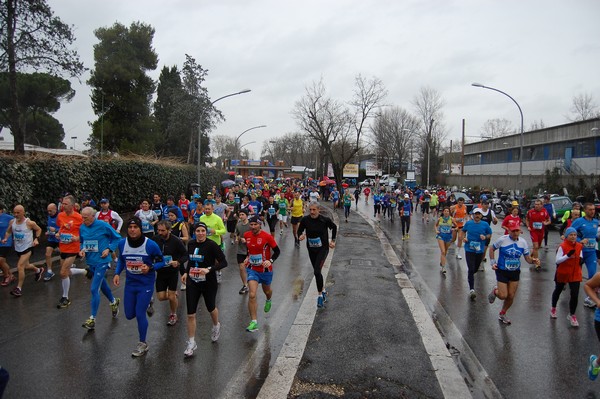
[480,199,489,205]
[99,198,109,204]
[511,201,519,207]
[248,215,260,224]
[207,192,213,196]
[238,208,249,215]
[472,208,484,214]
[404,194,409,199]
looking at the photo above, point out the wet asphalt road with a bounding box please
[355,198,600,398]
[0,226,314,399]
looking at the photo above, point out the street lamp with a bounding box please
[71,136,77,150]
[471,83,524,192]
[235,125,267,162]
[197,89,251,188]
[100,91,104,158]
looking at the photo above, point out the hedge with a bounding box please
[0,155,227,227]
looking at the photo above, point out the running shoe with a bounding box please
[550,307,557,319]
[57,296,71,308]
[167,314,178,326]
[402,235,406,240]
[317,296,324,308]
[440,264,446,274]
[469,289,476,300]
[43,270,55,282]
[211,322,221,342]
[456,253,462,260]
[264,299,272,313]
[584,297,597,308]
[322,290,328,303]
[1,274,15,286]
[239,285,249,295]
[181,283,186,291]
[132,342,149,357]
[217,271,222,284]
[488,287,497,304]
[568,314,579,327]
[10,287,22,297]
[280,230,283,235]
[406,234,409,239]
[535,264,541,271]
[82,317,95,330]
[85,267,93,280]
[498,313,511,325]
[246,320,259,333]
[589,355,600,381]
[110,298,120,318]
[34,267,45,282]
[184,340,197,357]
[146,298,154,317]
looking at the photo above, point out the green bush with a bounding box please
[0,156,226,226]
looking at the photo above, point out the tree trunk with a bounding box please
[7,0,24,154]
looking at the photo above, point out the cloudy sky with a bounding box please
[21,0,600,156]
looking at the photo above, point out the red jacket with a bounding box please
[556,240,583,283]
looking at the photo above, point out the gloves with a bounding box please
[566,249,575,257]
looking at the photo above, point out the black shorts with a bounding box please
[186,279,218,314]
[227,220,237,233]
[156,269,179,292]
[291,216,302,225]
[0,246,11,258]
[16,247,34,257]
[495,268,521,283]
[46,241,59,249]
[237,254,247,264]
[60,252,79,260]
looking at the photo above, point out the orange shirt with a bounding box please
[56,211,83,253]
[453,204,467,226]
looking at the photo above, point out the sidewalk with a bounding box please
[260,203,471,398]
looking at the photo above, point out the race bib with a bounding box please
[60,233,73,244]
[83,240,99,252]
[456,218,464,223]
[141,220,151,232]
[268,207,276,216]
[308,237,322,248]
[189,267,205,282]
[505,258,520,271]
[153,209,161,217]
[585,239,597,249]
[439,226,451,234]
[163,255,173,265]
[181,204,187,210]
[234,197,240,204]
[469,241,481,252]
[249,254,263,266]
[13,232,25,241]
[532,222,543,230]
[125,257,144,274]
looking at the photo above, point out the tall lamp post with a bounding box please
[197,89,251,188]
[235,125,267,162]
[71,136,77,150]
[471,83,524,191]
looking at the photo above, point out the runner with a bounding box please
[182,221,228,357]
[342,189,353,222]
[542,195,557,248]
[400,194,412,240]
[200,202,227,283]
[235,209,251,294]
[353,187,360,210]
[550,227,583,327]
[78,207,121,330]
[178,192,190,221]
[96,198,124,232]
[420,190,431,222]
[429,190,439,220]
[525,199,551,269]
[113,217,165,357]
[151,193,164,224]
[1,205,44,297]
[435,207,456,274]
[487,219,540,325]
[298,203,337,308]
[290,191,305,248]
[43,203,60,281]
[163,196,184,222]
[363,186,371,204]
[225,192,239,244]
[329,187,340,210]
[451,197,469,259]
[56,195,86,308]
[476,198,499,269]
[462,208,492,300]
[151,220,188,326]
[135,199,159,238]
[571,202,600,308]
[168,209,190,245]
[277,194,289,235]
[263,195,279,237]
[372,190,382,222]
[243,214,281,332]
[0,203,15,287]
[584,272,600,380]
[501,201,521,235]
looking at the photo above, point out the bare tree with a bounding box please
[262,132,318,167]
[369,106,419,174]
[568,93,599,121]
[480,118,515,138]
[528,119,546,131]
[411,86,448,186]
[293,75,387,190]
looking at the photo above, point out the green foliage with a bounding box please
[88,21,158,154]
[0,156,227,227]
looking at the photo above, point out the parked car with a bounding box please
[451,192,475,213]
[528,195,573,226]
[359,178,376,187]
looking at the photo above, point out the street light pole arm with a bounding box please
[472,84,523,130]
[211,89,251,106]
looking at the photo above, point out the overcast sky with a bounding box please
[18,0,600,156]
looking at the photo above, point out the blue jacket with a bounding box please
[80,220,121,266]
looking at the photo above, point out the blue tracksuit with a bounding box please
[80,220,121,317]
[116,237,165,341]
[571,216,599,278]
